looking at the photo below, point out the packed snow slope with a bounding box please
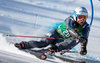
[0,0,100,63]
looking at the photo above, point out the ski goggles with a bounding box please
[78,15,87,20]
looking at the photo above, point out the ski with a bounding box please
[20,49,85,63]
[21,49,47,60]
[54,55,86,63]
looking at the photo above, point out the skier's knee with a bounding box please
[14,41,32,49]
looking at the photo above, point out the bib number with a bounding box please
[63,29,70,37]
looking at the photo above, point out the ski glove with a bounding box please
[80,46,87,55]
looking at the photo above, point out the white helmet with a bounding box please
[73,7,88,20]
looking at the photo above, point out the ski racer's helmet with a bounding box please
[73,7,88,21]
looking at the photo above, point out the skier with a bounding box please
[15,7,90,55]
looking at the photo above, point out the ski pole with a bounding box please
[7,34,55,39]
[7,34,78,41]
[60,51,80,55]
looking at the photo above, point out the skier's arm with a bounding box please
[55,40,76,51]
[79,37,88,46]
[79,37,87,55]
[79,25,90,47]
[79,25,90,55]
[65,17,78,38]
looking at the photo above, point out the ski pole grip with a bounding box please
[7,34,11,36]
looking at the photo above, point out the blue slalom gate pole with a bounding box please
[90,0,94,26]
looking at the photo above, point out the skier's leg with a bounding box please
[15,29,60,49]
[28,29,61,48]
[55,40,77,51]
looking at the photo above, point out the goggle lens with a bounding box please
[78,15,87,20]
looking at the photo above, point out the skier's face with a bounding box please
[76,15,87,26]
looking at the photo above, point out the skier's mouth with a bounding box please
[80,22,84,24]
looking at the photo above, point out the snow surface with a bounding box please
[0,0,100,63]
